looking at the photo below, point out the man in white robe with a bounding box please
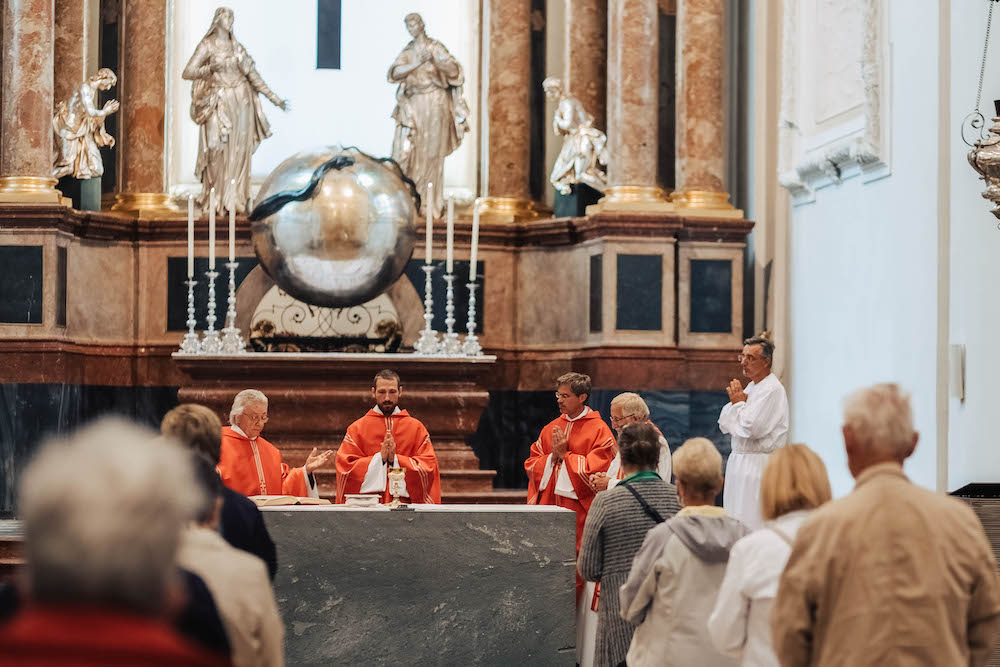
[718,333,789,529]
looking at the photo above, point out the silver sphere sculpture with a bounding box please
[250,146,418,308]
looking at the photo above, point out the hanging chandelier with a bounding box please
[966,1,1000,219]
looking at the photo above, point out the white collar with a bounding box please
[372,405,402,416]
[564,406,591,422]
[231,424,253,440]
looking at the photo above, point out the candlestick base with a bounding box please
[414,326,441,355]
[221,327,247,354]
[440,333,463,356]
[201,330,223,354]
[201,269,223,354]
[178,279,202,355]
[461,333,483,357]
[413,264,440,355]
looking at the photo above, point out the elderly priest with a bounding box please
[336,369,442,504]
[219,389,334,497]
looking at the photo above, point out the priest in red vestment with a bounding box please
[219,389,334,497]
[336,369,441,504]
[525,372,617,553]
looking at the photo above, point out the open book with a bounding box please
[248,495,332,507]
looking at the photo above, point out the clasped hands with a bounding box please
[381,431,397,464]
[725,378,748,405]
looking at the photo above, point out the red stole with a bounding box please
[335,409,442,504]
[218,426,309,497]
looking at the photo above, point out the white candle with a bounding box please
[229,179,236,262]
[446,196,455,274]
[208,187,216,270]
[425,182,433,265]
[187,195,194,278]
[469,198,480,281]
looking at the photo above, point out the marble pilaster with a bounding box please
[0,0,63,203]
[674,0,740,216]
[481,0,540,222]
[593,0,670,213]
[111,0,177,216]
[564,0,606,131]
[54,0,96,106]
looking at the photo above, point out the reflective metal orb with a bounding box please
[251,146,417,308]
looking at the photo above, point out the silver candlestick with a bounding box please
[179,279,201,354]
[221,261,246,354]
[201,269,223,354]
[439,273,462,355]
[462,280,482,356]
[413,264,440,354]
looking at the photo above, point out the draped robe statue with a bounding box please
[388,13,470,218]
[543,77,610,195]
[52,68,119,180]
[182,7,287,216]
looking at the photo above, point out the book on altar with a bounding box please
[248,495,332,507]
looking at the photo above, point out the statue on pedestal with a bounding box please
[388,13,470,218]
[183,7,288,216]
[542,77,609,195]
[52,68,119,180]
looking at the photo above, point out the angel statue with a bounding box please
[388,13,471,218]
[542,77,610,195]
[52,68,120,180]
[183,6,288,216]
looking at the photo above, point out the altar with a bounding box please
[261,504,577,666]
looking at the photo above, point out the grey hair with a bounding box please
[610,392,650,420]
[743,332,775,361]
[18,418,202,615]
[229,389,268,425]
[843,383,916,457]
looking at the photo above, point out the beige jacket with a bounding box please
[620,505,749,667]
[772,462,1000,667]
[178,526,285,667]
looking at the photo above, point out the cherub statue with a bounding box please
[52,68,119,180]
[542,77,610,195]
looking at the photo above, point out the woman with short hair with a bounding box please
[707,444,832,666]
[620,437,749,667]
[578,423,683,667]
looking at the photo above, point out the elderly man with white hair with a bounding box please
[771,383,1000,667]
[591,392,671,492]
[219,389,333,497]
[0,419,228,666]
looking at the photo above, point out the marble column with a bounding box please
[597,0,670,212]
[480,0,540,222]
[54,0,96,106]
[673,0,738,215]
[0,0,63,203]
[111,0,177,215]
[564,0,606,131]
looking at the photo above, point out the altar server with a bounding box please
[525,372,617,554]
[336,369,441,504]
[718,333,789,530]
[219,389,333,497]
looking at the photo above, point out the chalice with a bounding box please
[387,467,407,508]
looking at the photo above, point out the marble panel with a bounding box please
[315,0,341,69]
[0,246,43,324]
[403,259,483,335]
[66,240,136,341]
[589,254,602,334]
[517,246,589,346]
[616,253,662,331]
[678,241,742,348]
[165,256,258,331]
[690,258,732,333]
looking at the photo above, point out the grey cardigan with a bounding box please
[578,476,683,667]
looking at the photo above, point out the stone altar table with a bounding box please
[261,504,576,666]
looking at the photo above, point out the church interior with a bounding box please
[2,0,1000,664]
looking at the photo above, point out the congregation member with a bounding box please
[592,392,671,492]
[525,372,617,553]
[620,437,748,667]
[162,403,277,579]
[178,455,285,667]
[336,369,441,504]
[578,423,683,667]
[0,419,230,666]
[707,444,831,666]
[772,383,1000,666]
[718,332,789,529]
[219,389,334,498]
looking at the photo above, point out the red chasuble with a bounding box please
[218,426,309,497]
[524,410,617,551]
[335,408,441,504]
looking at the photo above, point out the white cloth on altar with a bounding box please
[359,406,409,498]
[231,424,318,498]
[718,373,789,530]
[539,407,591,500]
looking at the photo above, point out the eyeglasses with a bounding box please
[555,393,575,400]
[610,413,640,424]
[738,354,762,363]
[245,413,269,424]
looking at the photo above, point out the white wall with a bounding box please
[947,1,1000,491]
[166,0,480,200]
[778,0,942,497]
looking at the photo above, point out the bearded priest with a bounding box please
[219,389,334,498]
[336,369,442,504]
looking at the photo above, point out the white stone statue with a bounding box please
[542,77,610,195]
[183,7,288,216]
[52,68,119,180]
[388,13,470,218]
